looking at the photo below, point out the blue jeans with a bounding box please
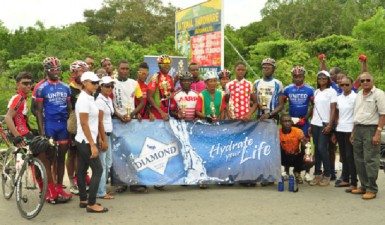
[311,125,331,177]
[97,135,113,197]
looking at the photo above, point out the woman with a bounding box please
[335,76,358,192]
[95,76,115,199]
[75,71,108,213]
[308,70,337,186]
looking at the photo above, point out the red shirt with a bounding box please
[147,72,175,119]
[136,80,148,118]
[7,91,30,136]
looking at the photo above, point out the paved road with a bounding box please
[1,169,385,225]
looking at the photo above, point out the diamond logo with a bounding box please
[133,137,179,175]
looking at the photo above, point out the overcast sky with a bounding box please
[0,0,266,31]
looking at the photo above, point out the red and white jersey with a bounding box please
[171,89,199,120]
[225,78,252,119]
[7,91,30,136]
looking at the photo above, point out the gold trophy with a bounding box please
[180,99,186,116]
[210,101,217,120]
[228,98,235,119]
[126,103,132,119]
[161,76,170,99]
[260,90,269,113]
[178,60,184,74]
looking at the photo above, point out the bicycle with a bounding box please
[1,139,48,219]
[0,116,11,167]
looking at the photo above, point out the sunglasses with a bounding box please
[102,84,114,89]
[339,83,350,87]
[137,71,149,75]
[317,77,329,80]
[21,81,32,86]
[90,81,99,86]
[48,68,60,72]
[360,79,371,83]
[159,63,171,67]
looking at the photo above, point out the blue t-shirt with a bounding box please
[35,80,71,121]
[284,84,314,118]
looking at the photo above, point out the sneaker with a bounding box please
[304,172,313,182]
[282,172,289,181]
[294,173,303,184]
[56,184,73,199]
[70,185,79,195]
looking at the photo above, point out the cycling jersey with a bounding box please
[147,72,175,119]
[170,89,199,120]
[136,80,148,118]
[283,84,314,118]
[35,80,71,121]
[225,78,252,119]
[7,90,30,136]
[113,78,142,116]
[253,77,284,116]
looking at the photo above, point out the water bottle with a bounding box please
[288,175,294,192]
[278,176,284,192]
[16,152,23,173]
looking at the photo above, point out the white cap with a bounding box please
[317,70,330,77]
[81,71,100,82]
[100,76,115,85]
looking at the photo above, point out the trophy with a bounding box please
[228,98,235,119]
[259,90,269,113]
[161,76,170,99]
[126,103,133,119]
[178,60,184,74]
[180,99,186,115]
[210,102,217,120]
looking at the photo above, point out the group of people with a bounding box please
[3,53,384,216]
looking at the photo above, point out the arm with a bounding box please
[323,102,336,135]
[373,115,385,145]
[318,54,327,70]
[242,93,258,122]
[35,101,45,136]
[79,112,98,158]
[97,110,107,151]
[4,108,26,148]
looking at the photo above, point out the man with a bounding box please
[136,62,151,120]
[279,114,308,184]
[245,58,284,122]
[101,58,114,77]
[36,56,73,202]
[84,56,95,72]
[147,54,176,121]
[189,62,206,93]
[283,66,314,182]
[225,61,252,120]
[196,71,226,122]
[67,60,89,195]
[112,60,145,193]
[350,72,385,200]
[170,72,198,121]
[218,69,231,92]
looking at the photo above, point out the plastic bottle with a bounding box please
[288,175,294,192]
[15,152,23,173]
[278,176,284,192]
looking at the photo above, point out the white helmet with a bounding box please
[203,71,218,81]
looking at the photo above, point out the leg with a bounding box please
[88,151,103,205]
[353,126,367,191]
[76,141,90,202]
[362,126,380,194]
[328,133,337,180]
[96,149,107,198]
[344,132,358,187]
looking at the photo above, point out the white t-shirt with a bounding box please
[75,91,99,143]
[95,94,114,132]
[311,88,337,127]
[113,78,142,116]
[336,92,356,132]
[173,89,198,120]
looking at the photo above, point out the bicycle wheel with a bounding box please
[16,157,47,219]
[2,147,16,199]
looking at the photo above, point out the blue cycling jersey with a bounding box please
[35,80,71,121]
[283,84,314,118]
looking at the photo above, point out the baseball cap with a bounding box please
[81,71,100,82]
[317,70,330,77]
[100,76,115,85]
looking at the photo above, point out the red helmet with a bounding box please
[70,60,89,73]
[217,69,232,79]
[43,57,61,70]
[291,66,306,76]
[157,54,172,64]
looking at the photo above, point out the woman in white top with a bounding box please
[75,72,108,213]
[309,70,337,186]
[335,76,358,192]
[95,76,115,199]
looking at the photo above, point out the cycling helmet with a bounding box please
[261,58,276,67]
[203,71,218,81]
[157,54,172,64]
[291,66,306,76]
[29,136,50,155]
[179,71,193,81]
[70,60,89,73]
[218,69,232,79]
[43,57,61,70]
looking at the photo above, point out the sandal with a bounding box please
[308,175,322,186]
[98,193,114,199]
[115,186,128,193]
[130,185,148,193]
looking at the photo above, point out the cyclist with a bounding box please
[283,66,315,182]
[35,57,73,202]
[4,72,51,200]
